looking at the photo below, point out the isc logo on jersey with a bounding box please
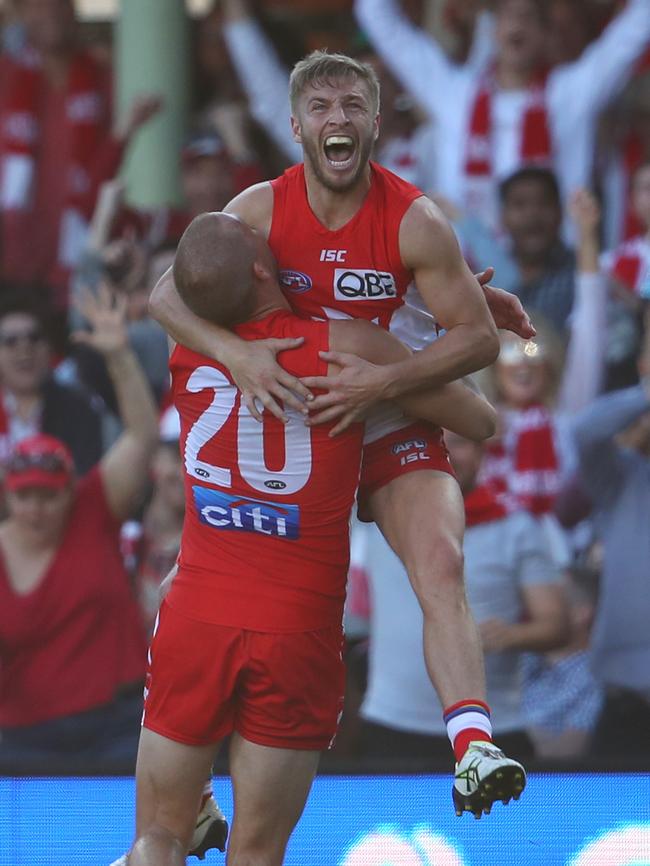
[334,268,397,301]
[193,486,300,539]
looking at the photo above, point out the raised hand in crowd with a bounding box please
[569,189,601,274]
[114,93,165,143]
[73,284,158,520]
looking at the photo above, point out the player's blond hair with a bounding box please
[289,50,380,115]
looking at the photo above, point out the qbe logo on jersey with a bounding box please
[334,268,397,301]
[193,486,300,539]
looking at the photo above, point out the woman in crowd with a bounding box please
[0,287,158,769]
[478,190,607,560]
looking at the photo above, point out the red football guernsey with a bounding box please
[168,310,364,633]
[269,161,435,349]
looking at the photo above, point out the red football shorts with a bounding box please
[357,421,455,521]
[142,600,345,751]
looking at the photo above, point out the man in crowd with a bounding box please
[452,168,596,333]
[128,211,500,864]
[151,51,532,818]
[355,0,650,232]
[0,0,161,304]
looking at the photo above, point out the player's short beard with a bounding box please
[301,132,374,194]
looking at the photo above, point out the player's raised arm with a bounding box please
[148,184,312,422]
[306,197,500,432]
[320,318,496,441]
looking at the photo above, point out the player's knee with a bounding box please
[406,533,465,606]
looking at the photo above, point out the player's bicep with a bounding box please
[329,319,412,366]
[399,198,495,332]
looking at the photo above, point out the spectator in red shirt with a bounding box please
[0,285,159,770]
[0,0,161,307]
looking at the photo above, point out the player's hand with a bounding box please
[476,268,536,339]
[479,618,514,653]
[301,351,387,436]
[227,337,313,424]
[72,283,129,358]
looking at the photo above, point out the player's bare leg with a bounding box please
[227,732,320,866]
[128,728,219,865]
[369,469,525,816]
[370,470,484,705]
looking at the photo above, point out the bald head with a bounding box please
[173,212,259,327]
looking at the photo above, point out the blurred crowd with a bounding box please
[0,0,649,770]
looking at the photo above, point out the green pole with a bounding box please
[116,0,189,208]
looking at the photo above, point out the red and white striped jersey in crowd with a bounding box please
[602,235,650,296]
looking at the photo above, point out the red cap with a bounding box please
[4,434,74,492]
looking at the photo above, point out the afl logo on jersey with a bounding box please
[280,270,312,294]
[334,268,397,301]
[265,479,287,490]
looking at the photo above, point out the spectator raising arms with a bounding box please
[355,0,650,232]
[0,285,159,770]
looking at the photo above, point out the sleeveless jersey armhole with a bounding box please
[268,174,287,262]
[372,164,425,275]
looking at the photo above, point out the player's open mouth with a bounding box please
[323,135,356,169]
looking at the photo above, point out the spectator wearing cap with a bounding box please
[0,0,161,306]
[0,286,158,770]
[122,406,185,635]
[0,291,104,475]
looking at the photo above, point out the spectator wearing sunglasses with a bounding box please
[0,292,104,475]
[0,286,159,770]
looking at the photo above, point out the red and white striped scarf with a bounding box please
[604,235,650,296]
[464,68,552,221]
[480,404,560,516]
[0,49,107,269]
[463,483,508,528]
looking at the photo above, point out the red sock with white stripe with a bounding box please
[443,699,493,763]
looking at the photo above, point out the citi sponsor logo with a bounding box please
[391,439,427,455]
[279,270,312,294]
[193,486,300,539]
[334,268,397,301]
[320,249,347,262]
